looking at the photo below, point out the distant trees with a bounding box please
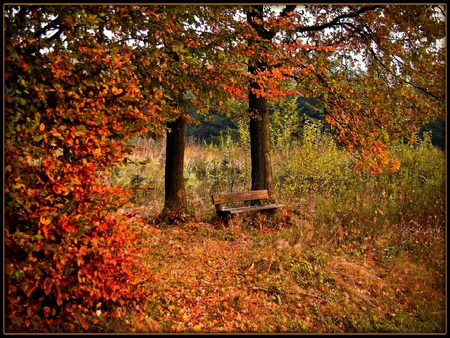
[186,109,240,144]
[187,100,445,151]
[419,119,445,150]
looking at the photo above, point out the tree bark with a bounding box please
[163,115,187,213]
[248,75,276,202]
[246,5,277,202]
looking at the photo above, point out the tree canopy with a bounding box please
[233,5,445,173]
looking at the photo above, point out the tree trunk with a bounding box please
[163,115,187,214]
[249,74,276,202]
[246,6,277,202]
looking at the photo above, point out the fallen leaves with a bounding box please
[107,216,445,333]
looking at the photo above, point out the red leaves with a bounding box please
[5,13,157,332]
[127,209,139,218]
[43,277,55,296]
[61,222,77,233]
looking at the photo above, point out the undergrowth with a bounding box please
[90,127,445,333]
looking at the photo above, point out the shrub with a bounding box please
[5,33,159,332]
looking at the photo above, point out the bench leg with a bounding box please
[227,213,235,227]
[217,212,234,226]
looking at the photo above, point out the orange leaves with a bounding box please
[389,160,401,173]
[39,215,51,226]
[111,86,124,96]
[6,15,157,333]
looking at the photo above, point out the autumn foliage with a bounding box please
[4,4,445,333]
[4,6,162,331]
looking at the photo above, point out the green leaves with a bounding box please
[74,125,88,136]
[31,234,44,241]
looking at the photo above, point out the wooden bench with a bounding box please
[211,189,283,218]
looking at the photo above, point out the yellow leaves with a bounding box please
[39,215,51,226]
[112,86,123,96]
[93,148,102,156]
[12,183,26,191]
[50,127,64,140]
[74,125,88,136]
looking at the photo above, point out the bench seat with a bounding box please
[212,190,283,217]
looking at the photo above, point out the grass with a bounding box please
[92,217,445,333]
[94,129,445,333]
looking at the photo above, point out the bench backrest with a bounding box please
[212,189,269,206]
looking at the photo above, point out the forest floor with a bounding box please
[93,135,446,333]
[97,208,446,334]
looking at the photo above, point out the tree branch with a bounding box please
[279,5,297,18]
[366,43,444,102]
[296,5,384,34]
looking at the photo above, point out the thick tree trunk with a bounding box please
[163,115,187,214]
[249,75,276,202]
[246,6,277,203]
